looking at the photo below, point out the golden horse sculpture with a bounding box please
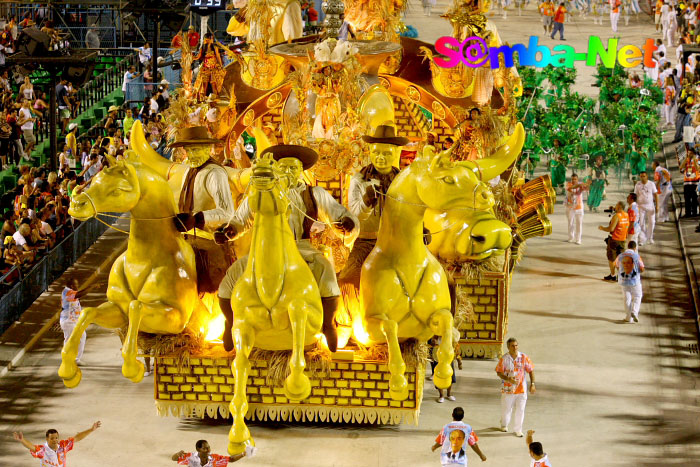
[227,155,323,455]
[59,151,202,387]
[360,123,524,401]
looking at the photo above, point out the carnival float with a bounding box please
[59,0,555,455]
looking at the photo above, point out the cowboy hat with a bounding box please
[362,124,409,146]
[108,105,120,113]
[168,126,223,148]
[261,144,318,170]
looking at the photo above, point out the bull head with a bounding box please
[423,123,524,261]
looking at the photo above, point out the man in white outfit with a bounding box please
[495,338,536,438]
[615,241,645,323]
[634,172,659,245]
[60,279,88,364]
[653,160,672,222]
[565,173,589,244]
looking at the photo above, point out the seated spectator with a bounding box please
[13,223,38,257]
[1,210,16,241]
[3,236,31,270]
[39,207,55,247]
[46,172,59,195]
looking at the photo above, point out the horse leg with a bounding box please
[228,319,255,456]
[284,299,311,401]
[366,316,408,401]
[122,300,145,382]
[429,308,455,390]
[58,302,126,388]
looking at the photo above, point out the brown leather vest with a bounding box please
[300,185,317,240]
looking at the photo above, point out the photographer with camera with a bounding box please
[598,201,629,282]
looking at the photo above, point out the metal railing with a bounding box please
[29,53,137,146]
[0,215,119,335]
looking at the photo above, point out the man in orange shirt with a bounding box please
[495,337,535,438]
[539,0,555,34]
[610,0,621,32]
[598,201,629,281]
[550,3,566,40]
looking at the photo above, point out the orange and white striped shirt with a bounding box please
[565,181,587,210]
[495,352,534,394]
[31,438,74,467]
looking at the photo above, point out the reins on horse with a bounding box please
[78,190,178,236]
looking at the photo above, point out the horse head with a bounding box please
[69,152,141,220]
[247,154,288,218]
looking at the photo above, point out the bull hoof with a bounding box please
[434,362,454,389]
[122,360,145,383]
[60,366,82,388]
[389,375,408,401]
[284,374,311,401]
[433,375,452,390]
[228,438,254,456]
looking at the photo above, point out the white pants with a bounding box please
[658,188,672,222]
[566,207,584,243]
[663,104,675,125]
[60,320,86,361]
[610,11,620,32]
[621,283,643,321]
[639,205,656,244]
[501,393,527,433]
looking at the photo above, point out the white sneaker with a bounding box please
[500,425,508,432]
[437,397,445,403]
[632,315,639,323]
[575,240,581,245]
[649,239,655,244]
[515,431,524,437]
[447,395,456,401]
[144,371,151,377]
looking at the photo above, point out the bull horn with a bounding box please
[129,120,171,179]
[473,122,524,181]
[249,126,272,154]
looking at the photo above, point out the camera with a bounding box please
[603,206,615,214]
